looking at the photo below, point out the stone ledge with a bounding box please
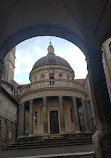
[12,151,95,158]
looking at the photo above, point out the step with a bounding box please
[7,151,95,158]
[3,141,92,150]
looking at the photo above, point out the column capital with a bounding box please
[59,96,63,102]
[29,100,33,104]
[43,96,47,101]
[20,102,25,106]
[72,97,76,100]
[43,97,47,105]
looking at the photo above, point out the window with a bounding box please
[49,72,54,85]
[50,81,55,85]
[78,106,83,114]
[40,74,45,80]
[18,88,20,95]
[59,73,63,78]
[49,73,54,79]
[12,89,15,95]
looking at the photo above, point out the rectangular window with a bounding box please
[50,81,54,85]
[49,73,54,79]
[12,89,15,95]
[50,76,54,79]
[18,88,20,95]
[52,81,54,85]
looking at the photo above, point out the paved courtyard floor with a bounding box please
[0,144,94,158]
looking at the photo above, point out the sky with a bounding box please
[14,36,88,84]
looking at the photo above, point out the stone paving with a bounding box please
[0,144,95,158]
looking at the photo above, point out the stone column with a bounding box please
[87,50,111,158]
[29,100,33,135]
[43,97,48,134]
[59,96,65,132]
[0,58,4,91]
[20,103,25,137]
[86,100,94,132]
[81,99,89,132]
[72,97,80,133]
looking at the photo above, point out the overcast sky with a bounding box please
[14,36,88,84]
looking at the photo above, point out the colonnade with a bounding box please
[18,96,90,137]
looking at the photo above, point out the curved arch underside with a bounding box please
[0,0,111,58]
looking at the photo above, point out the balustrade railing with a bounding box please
[20,80,85,95]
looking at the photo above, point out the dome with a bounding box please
[32,42,73,71]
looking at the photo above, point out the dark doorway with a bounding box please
[50,111,59,134]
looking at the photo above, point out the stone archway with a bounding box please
[0,1,111,157]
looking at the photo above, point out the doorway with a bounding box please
[50,111,59,134]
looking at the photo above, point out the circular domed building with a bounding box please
[18,43,92,139]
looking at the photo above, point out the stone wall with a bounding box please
[0,88,18,145]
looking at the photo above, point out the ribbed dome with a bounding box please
[32,54,72,70]
[31,42,73,71]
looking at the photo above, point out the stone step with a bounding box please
[14,138,92,145]
[1,151,95,158]
[1,144,95,158]
[2,133,93,150]
[3,140,92,150]
[15,133,92,145]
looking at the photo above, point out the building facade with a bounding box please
[102,38,111,102]
[18,43,93,139]
[0,48,18,146]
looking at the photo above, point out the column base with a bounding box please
[75,131,80,133]
[28,134,33,137]
[92,130,111,158]
[85,130,92,133]
[17,135,25,138]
